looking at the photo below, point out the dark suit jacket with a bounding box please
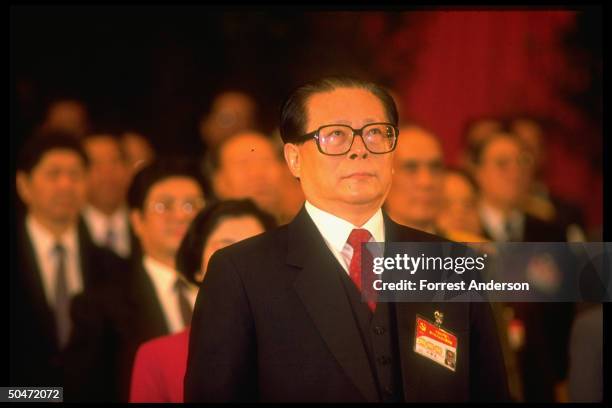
[184,207,510,402]
[65,258,170,402]
[10,216,129,392]
[481,211,573,401]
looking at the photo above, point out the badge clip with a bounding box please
[434,310,444,327]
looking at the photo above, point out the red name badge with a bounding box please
[414,315,458,372]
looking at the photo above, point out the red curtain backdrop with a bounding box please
[364,11,602,229]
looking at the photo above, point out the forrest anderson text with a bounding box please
[372,279,530,291]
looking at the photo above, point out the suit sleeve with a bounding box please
[184,249,258,402]
[469,301,511,402]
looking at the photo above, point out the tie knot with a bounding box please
[174,277,189,292]
[53,242,66,256]
[347,228,373,249]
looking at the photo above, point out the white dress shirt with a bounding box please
[82,204,131,258]
[143,255,198,334]
[25,215,83,308]
[479,201,525,242]
[304,200,385,274]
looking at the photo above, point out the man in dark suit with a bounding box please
[185,76,510,402]
[65,158,206,401]
[11,131,128,394]
[471,130,574,401]
[81,132,141,262]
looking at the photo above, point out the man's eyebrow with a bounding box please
[327,118,380,126]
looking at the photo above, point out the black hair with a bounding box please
[127,157,205,211]
[175,199,277,284]
[17,130,89,174]
[279,76,398,144]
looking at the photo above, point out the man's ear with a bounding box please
[16,171,32,206]
[130,209,144,239]
[283,143,301,179]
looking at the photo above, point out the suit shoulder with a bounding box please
[393,223,451,243]
[215,224,290,260]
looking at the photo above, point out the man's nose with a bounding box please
[415,167,435,188]
[348,134,368,159]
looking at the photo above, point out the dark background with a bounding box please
[10,6,603,227]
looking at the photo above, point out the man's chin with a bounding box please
[339,190,383,206]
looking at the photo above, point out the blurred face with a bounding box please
[436,172,481,235]
[467,119,502,147]
[200,92,256,146]
[511,119,542,176]
[475,135,531,210]
[197,215,265,282]
[385,128,444,228]
[284,87,394,218]
[45,101,88,136]
[215,133,283,214]
[16,149,87,226]
[83,135,130,213]
[121,132,155,174]
[132,177,205,264]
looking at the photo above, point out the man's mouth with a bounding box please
[343,172,375,179]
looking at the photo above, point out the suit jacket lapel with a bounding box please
[131,261,170,338]
[18,220,58,348]
[288,207,379,402]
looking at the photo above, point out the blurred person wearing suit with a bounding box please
[471,131,574,402]
[65,158,206,401]
[185,76,509,402]
[129,199,276,402]
[81,132,139,261]
[12,131,127,397]
[384,125,445,236]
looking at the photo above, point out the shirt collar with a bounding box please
[26,214,78,258]
[479,201,524,240]
[304,200,385,253]
[84,204,128,230]
[143,255,180,293]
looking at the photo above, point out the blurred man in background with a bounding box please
[472,131,565,243]
[120,131,156,174]
[471,130,574,402]
[206,130,287,223]
[198,91,257,150]
[509,116,586,242]
[81,133,136,260]
[385,125,445,234]
[12,131,127,396]
[40,99,90,139]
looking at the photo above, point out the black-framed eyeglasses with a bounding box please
[295,122,400,156]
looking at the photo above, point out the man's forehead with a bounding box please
[38,149,85,166]
[305,87,387,128]
[147,177,202,198]
[223,134,275,156]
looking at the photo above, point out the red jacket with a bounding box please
[129,327,190,402]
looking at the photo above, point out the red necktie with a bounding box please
[347,228,377,312]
